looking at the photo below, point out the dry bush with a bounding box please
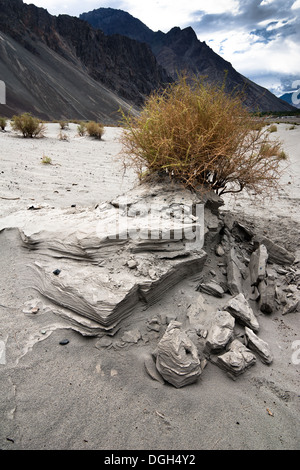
[59,120,69,130]
[86,121,104,140]
[121,75,287,197]
[268,124,278,133]
[77,122,87,136]
[11,113,45,138]
[0,116,7,130]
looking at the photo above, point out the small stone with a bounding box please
[59,339,69,345]
[215,244,225,257]
[197,281,224,298]
[148,268,157,280]
[30,307,39,314]
[127,259,137,269]
[121,328,141,343]
[53,269,61,276]
[95,336,112,349]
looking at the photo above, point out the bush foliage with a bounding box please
[11,113,45,138]
[86,121,104,140]
[0,116,7,130]
[121,75,287,196]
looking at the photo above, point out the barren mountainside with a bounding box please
[0,0,170,121]
[80,7,296,113]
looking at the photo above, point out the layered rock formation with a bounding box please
[1,180,298,387]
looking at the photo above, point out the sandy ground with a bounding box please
[0,122,299,451]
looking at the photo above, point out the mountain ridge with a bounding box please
[80,7,296,113]
[0,0,171,122]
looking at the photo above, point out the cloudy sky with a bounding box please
[23,0,300,96]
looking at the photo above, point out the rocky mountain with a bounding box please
[80,7,296,113]
[0,0,170,122]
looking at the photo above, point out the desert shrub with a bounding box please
[268,124,277,133]
[59,120,69,130]
[11,113,45,138]
[77,121,87,136]
[121,75,287,196]
[0,116,7,130]
[86,121,104,140]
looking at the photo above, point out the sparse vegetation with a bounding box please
[11,113,45,138]
[86,121,105,140]
[121,75,287,197]
[41,154,52,164]
[77,121,87,136]
[59,120,69,130]
[268,124,277,133]
[0,116,7,130]
[58,130,69,141]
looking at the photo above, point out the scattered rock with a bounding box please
[205,310,235,353]
[282,299,300,315]
[215,244,225,257]
[249,244,268,286]
[156,321,201,388]
[127,259,138,269]
[121,328,142,343]
[226,247,244,295]
[258,278,276,314]
[255,236,295,265]
[59,339,69,345]
[197,281,224,298]
[245,327,273,365]
[225,293,259,332]
[144,353,165,384]
[95,336,113,349]
[216,339,256,377]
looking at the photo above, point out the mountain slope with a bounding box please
[0,0,170,122]
[80,7,296,112]
[280,92,300,109]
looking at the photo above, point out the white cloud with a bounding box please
[292,0,300,9]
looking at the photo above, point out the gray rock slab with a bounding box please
[216,339,256,377]
[249,244,268,286]
[206,310,235,353]
[225,293,259,332]
[197,281,224,298]
[226,247,244,295]
[245,327,273,365]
